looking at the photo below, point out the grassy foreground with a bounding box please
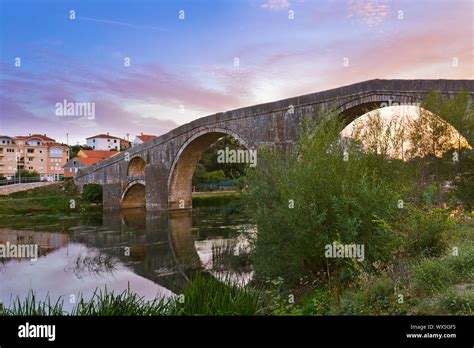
[0,273,263,316]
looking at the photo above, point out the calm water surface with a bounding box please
[0,206,254,311]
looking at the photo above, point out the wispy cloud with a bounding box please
[77,16,169,32]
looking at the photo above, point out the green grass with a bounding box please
[0,273,263,316]
[411,243,474,295]
[170,273,263,315]
[0,182,101,227]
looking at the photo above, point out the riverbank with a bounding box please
[0,182,100,228]
[192,191,241,207]
[0,184,242,227]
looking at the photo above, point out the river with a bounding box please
[0,206,255,311]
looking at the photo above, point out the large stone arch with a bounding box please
[337,92,423,124]
[121,180,146,209]
[127,156,146,176]
[167,128,250,210]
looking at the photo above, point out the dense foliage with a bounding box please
[82,183,103,204]
[243,91,473,301]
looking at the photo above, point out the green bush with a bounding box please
[399,207,453,258]
[14,169,39,178]
[437,286,474,315]
[243,114,403,286]
[82,184,103,204]
[418,285,474,315]
[455,174,474,209]
[333,273,408,315]
[297,288,332,316]
[412,257,457,295]
[412,245,474,296]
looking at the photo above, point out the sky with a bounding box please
[0,0,473,145]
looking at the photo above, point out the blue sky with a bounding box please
[1,0,472,144]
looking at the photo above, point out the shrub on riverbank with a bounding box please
[82,183,103,204]
[243,114,415,287]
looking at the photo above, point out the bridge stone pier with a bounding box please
[74,79,474,211]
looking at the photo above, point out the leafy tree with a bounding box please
[192,136,247,185]
[82,184,103,204]
[15,170,39,178]
[70,145,92,159]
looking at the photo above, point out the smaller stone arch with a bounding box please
[121,180,146,209]
[127,156,146,176]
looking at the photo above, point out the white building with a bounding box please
[86,133,121,151]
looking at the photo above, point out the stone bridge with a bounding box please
[74,79,474,211]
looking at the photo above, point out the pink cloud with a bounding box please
[347,0,390,27]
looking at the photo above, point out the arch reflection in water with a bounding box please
[0,205,253,310]
[86,208,200,294]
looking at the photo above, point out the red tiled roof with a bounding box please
[86,134,120,140]
[137,135,157,143]
[15,134,56,141]
[47,142,69,149]
[76,157,103,166]
[79,150,119,158]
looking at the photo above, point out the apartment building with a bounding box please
[0,134,69,181]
